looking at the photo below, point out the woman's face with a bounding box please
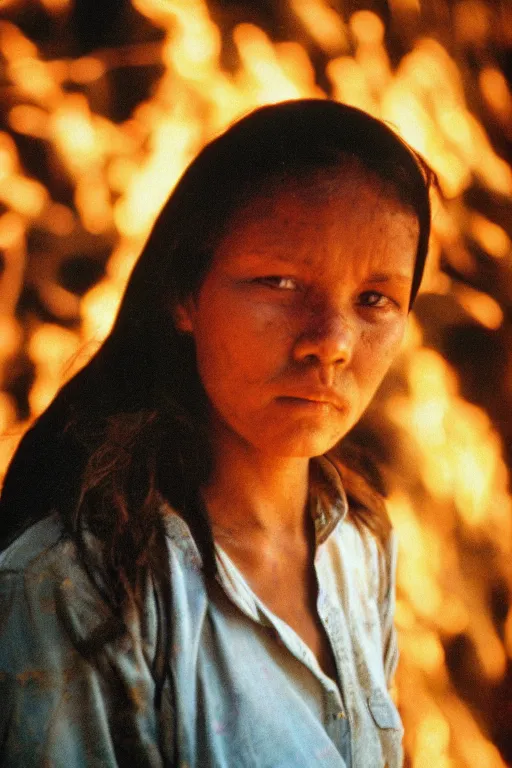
[176,168,419,458]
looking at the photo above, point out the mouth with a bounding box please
[276,390,347,412]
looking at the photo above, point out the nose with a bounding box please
[292,303,356,371]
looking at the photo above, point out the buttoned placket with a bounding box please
[239,584,353,767]
[215,540,354,766]
[315,549,353,767]
[212,455,355,765]
[309,462,355,766]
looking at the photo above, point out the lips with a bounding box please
[276,389,347,412]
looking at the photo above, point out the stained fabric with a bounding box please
[0,456,402,767]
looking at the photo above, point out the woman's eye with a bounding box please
[359,291,393,308]
[254,276,298,291]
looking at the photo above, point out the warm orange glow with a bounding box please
[327,56,378,113]
[390,349,512,543]
[131,0,187,25]
[165,7,220,78]
[8,57,61,107]
[388,493,445,620]
[0,211,24,252]
[0,21,38,61]
[80,279,124,344]
[50,94,104,177]
[0,212,26,317]
[39,0,71,12]
[290,0,348,54]
[113,114,201,237]
[0,175,48,218]
[479,67,512,125]
[41,204,75,237]
[0,391,16,433]
[456,286,504,329]
[413,711,451,767]
[350,10,385,47]
[386,339,512,706]
[505,608,512,658]
[74,175,113,235]
[69,56,107,84]
[0,317,22,376]
[8,104,49,139]
[0,2,511,765]
[469,213,511,260]
[28,324,81,416]
[233,24,306,104]
[0,411,23,488]
[453,0,492,45]
[444,695,508,767]
[393,0,420,11]
[0,132,20,180]
[350,11,391,96]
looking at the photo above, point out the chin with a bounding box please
[254,426,349,459]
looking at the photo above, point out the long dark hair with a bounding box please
[0,98,434,627]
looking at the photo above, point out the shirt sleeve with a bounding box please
[0,538,169,768]
[378,530,400,688]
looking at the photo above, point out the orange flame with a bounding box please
[0,3,511,766]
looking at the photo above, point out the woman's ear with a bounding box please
[173,300,195,334]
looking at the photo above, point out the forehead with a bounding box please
[214,165,419,271]
[226,161,414,226]
[239,157,408,207]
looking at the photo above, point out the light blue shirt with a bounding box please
[0,456,403,767]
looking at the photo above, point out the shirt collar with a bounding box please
[162,454,349,558]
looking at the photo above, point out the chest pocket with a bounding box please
[367,689,404,768]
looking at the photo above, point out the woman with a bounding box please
[0,99,433,767]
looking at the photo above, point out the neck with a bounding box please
[202,423,311,539]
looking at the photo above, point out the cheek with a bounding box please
[206,302,293,371]
[358,321,406,380]
[192,308,281,398]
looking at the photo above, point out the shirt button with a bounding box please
[334,711,346,720]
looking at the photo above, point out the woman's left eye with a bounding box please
[254,276,298,290]
[358,291,394,308]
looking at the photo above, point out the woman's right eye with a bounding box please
[252,276,298,291]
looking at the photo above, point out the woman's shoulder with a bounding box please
[0,510,162,687]
[0,502,205,604]
[0,512,71,576]
[0,513,167,767]
[0,513,117,643]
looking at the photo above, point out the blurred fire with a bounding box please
[0,0,511,765]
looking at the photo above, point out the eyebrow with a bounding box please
[366,273,413,284]
[231,252,413,283]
